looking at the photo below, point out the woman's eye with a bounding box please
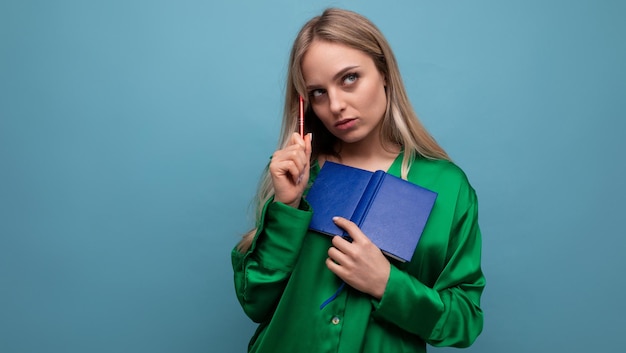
[343,73,358,85]
[310,89,325,97]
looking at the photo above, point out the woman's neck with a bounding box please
[326,139,401,172]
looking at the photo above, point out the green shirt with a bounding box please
[232,154,484,352]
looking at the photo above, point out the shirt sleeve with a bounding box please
[371,188,485,347]
[231,198,313,323]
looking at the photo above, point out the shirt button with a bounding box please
[331,316,341,325]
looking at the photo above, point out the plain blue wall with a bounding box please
[1,0,624,352]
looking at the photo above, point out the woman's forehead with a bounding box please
[301,41,374,84]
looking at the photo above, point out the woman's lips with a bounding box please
[335,118,357,130]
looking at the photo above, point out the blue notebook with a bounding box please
[305,161,437,262]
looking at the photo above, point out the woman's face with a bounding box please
[301,40,387,146]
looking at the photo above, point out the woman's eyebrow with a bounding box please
[305,65,360,90]
[332,65,360,81]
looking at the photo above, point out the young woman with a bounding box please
[232,8,484,353]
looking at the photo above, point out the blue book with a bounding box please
[305,161,437,262]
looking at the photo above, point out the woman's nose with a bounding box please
[327,88,346,115]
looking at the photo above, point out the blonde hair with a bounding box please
[237,8,449,252]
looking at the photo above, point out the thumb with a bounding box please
[305,133,313,159]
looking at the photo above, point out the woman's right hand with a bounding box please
[269,132,312,208]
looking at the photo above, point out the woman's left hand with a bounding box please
[325,216,391,300]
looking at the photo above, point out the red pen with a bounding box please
[299,95,305,139]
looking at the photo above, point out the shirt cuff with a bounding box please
[371,264,444,338]
[252,198,313,271]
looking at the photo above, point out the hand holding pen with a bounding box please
[269,96,312,208]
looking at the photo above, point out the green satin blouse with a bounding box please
[232,153,485,353]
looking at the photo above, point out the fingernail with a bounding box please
[332,216,339,221]
[297,174,303,184]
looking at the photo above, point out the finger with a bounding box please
[330,234,353,253]
[325,257,348,278]
[284,140,308,170]
[272,148,307,176]
[286,160,304,184]
[270,159,301,184]
[332,217,367,243]
[276,143,307,164]
[289,132,306,149]
[296,133,313,185]
[304,133,313,159]
[325,256,339,273]
[328,243,353,264]
[290,133,311,183]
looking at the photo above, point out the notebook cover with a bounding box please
[306,162,437,262]
[359,173,438,262]
[305,162,372,237]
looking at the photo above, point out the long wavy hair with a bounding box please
[237,8,449,252]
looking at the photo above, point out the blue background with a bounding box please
[1,0,624,352]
